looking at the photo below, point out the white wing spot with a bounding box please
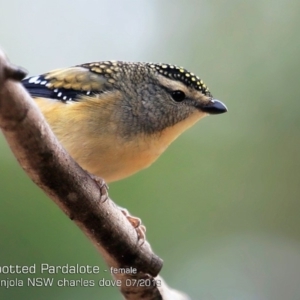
[57,92,62,97]
[28,76,40,83]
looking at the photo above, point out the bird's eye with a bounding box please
[171,90,186,102]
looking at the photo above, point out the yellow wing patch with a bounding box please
[45,67,107,91]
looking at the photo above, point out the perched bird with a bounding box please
[22,61,227,183]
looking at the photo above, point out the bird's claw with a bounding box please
[89,174,109,203]
[120,207,146,245]
[88,175,145,244]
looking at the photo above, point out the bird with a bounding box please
[21,61,227,241]
[22,61,227,184]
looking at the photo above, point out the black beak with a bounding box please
[201,99,228,115]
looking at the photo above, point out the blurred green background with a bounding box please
[1,0,300,299]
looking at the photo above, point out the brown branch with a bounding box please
[0,48,190,300]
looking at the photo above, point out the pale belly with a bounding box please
[75,140,161,182]
[63,111,207,182]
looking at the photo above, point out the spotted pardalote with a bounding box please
[22,61,227,183]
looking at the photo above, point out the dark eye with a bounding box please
[171,90,186,102]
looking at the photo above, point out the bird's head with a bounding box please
[96,61,228,136]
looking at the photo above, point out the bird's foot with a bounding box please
[88,174,145,244]
[119,207,146,245]
[89,174,109,203]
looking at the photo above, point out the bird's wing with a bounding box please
[22,64,111,102]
